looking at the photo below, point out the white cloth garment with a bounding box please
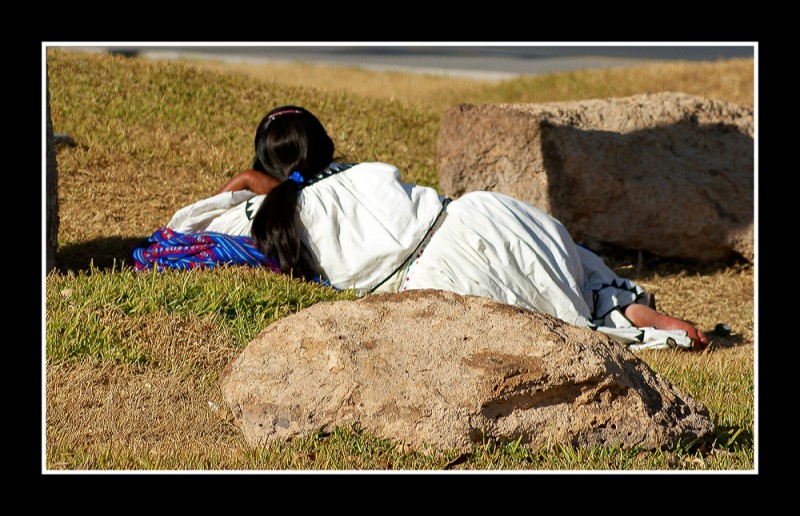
[167,162,691,350]
[168,189,259,236]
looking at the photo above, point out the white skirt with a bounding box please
[400,192,692,350]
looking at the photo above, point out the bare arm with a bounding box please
[215,169,281,196]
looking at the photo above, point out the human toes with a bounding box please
[692,330,709,350]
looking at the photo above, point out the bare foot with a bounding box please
[624,303,709,350]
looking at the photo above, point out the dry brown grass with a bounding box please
[188,56,755,110]
[190,59,493,109]
[46,313,248,469]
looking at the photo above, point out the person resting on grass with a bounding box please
[157,105,708,351]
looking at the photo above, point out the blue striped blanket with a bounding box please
[131,227,282,273]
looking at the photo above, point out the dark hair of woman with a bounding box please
[249,106,335,278]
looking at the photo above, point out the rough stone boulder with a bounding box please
[220,290,714,453]
[436,92,754,263]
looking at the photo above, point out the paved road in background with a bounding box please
[71,44,756,80]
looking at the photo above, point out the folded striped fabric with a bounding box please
[131,226,282,273]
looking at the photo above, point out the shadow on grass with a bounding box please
[54,236,148,273]
[56,237,750,277]
[586,241,752,280]
[704,329,749,349]
[713,424,754,452]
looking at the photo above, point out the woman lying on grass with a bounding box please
[164,105,708,351]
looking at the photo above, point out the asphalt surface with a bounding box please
[66,44,756,81]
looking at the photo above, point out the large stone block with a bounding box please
[220,290,714,453]
[436,93,754,262]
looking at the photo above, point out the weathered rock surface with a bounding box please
[220,290,714,453]
[436,92,754,263]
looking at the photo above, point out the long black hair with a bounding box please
[249,106,335,279]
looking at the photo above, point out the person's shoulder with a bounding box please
[349,162,401,176]
[305,162,402,188]
[357,161,396,169]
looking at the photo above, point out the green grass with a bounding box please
[46,264,353,364]
[44,48,756,472]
